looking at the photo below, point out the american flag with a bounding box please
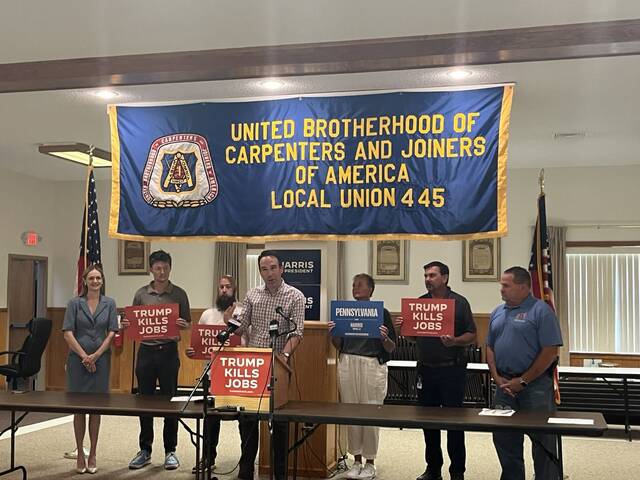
[528,192,561,403]
[75,168,101,295]
[528,193,555,310]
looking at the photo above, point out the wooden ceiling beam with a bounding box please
[1,19,639,93]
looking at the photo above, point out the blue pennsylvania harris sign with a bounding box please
[330,300,383,338]
[109,85,512,241]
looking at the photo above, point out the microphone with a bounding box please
[216,317,241,343]
[269,318,279,340]
[275,306,290,321]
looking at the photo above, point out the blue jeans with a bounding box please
[492,374,559,480]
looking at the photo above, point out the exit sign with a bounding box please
[21,231,41,246]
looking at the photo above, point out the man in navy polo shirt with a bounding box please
[487,266,563,480]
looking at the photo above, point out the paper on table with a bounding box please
[170,395,211,402]
[479,408,516,417]
[548,417,594,425]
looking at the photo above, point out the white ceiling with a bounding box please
[3,1,639,62]
[1,1,639,181]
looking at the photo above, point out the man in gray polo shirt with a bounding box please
[487,266,562,480]
[123,250,191,471]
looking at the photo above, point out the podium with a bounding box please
[210,347,291,411]
[206,324,338,478]
[259,322,339,477]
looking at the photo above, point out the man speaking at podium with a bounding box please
[228,250,305,480]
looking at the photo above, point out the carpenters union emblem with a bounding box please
[142,134,218,208]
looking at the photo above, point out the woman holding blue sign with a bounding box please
[329,273,396,480]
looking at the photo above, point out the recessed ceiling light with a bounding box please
[258,79,286,90]
[93,89,120,99]
[446,69,473,80]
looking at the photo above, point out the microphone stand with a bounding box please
[268,320,279,480]
[275,306,297,341]
[181,340,227,480]
[268,313,297,480]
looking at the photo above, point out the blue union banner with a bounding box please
[109,85,512,241]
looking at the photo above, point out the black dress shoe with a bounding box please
[416,470,442,480]
[450,474,464,480]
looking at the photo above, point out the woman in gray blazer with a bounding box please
[62,264,118,474]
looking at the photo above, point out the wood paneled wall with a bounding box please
[0,308,7,388]
[42,306,640,383]
[474,313,490,359]
[45,308,66,390]
[48,309,640,394]
[177,308,206,388]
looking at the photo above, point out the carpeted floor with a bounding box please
[0,410,69,430]
[0,415,638,479]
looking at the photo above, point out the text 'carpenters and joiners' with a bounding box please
[224,113,485,164]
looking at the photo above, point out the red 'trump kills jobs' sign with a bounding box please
[210,349,271,397]
[400,298,455,337]
[124,303,179,341]
[190,325,241,360]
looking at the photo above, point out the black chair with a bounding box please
[0,317,52,390]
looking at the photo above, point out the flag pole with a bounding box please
[83,146,95,270]
[535,168,561,403]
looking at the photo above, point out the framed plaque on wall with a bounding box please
[462,238,500,282]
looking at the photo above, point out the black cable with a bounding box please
[289,346,349,479]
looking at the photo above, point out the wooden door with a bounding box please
[8,257,35,350]
[7,254,48,390]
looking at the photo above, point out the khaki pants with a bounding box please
[337,353,388,459]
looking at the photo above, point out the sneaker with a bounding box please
[64,447,89,459]
[358,463,376,479]
[346,463,362,479]
[191,457,215,474]
[164,452,180,470]
[128,450,151,470]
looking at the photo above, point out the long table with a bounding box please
[0,391,209,480]
[0,392,608,480]
[388,361,640,437]
[276,400,607,479]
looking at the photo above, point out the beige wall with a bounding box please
[0,169,56,306]
[48,179,217,309]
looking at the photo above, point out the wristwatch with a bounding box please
[282,352,291,360]
[519,377,528,388]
